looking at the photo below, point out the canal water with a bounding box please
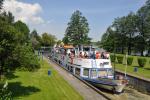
[97,86,150,100]
[96,72,150,100]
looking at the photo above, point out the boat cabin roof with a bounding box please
[63,45,74,49]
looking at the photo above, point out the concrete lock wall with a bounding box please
[116,70,150,94]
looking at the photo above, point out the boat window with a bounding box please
[70,66,73,73]
[83,47,90,51]
[91,69,97,77]
[83,68,89,76]
[103,62,109,65]
[107,69,113,76]
[75,68,80,76]
[98,70,107,78]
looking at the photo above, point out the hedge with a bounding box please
[127,57,133,65]
[117,55,124,64]
[110,55,116,62]
[137,57,147,67]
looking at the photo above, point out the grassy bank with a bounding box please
[7,59,83,100]
[112,54,150,79]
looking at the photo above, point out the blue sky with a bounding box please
[4,0,147,41]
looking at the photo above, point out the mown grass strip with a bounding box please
[7,59,83,100]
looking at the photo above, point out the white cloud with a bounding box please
[3,0,44,25]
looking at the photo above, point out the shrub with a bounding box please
[137,57,147,67]
[12,45,40,71]
[127,57,133,65]
[110,55,116,62]
[117,55,124,64]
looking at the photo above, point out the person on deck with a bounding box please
[101,52,105,59]
[96,52,100,59]
[84,52,88,58]
[79,52,83,58]
[91,49,96,59]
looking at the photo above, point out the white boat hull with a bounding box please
[83,78,127,93]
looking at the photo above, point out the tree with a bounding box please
[100,0,150,56]
[7,12,14,24]
[30,30,42,49]
[30,30,38,38]
[13,21,30,45]
[0,1,41,79]
[136,0,150,56]
[12,44,40,71]
[124,12,138,55]
[0,11,14,24]
[113,17,127,54]
[100,27,117,52]
[0,17,19,78]
[57,40,62,45]
[63,10,90,45]
[42,33,56,46]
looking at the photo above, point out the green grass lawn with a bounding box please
[114,63,150,79]
[6,59,83,100]
[112,54,150,79]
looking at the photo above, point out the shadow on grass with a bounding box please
[5,72,19,80]
[144,68,150,70]
[8,82,40,98]
[133,66,140,68]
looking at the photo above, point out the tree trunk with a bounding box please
[0,59,1,80]
[148,49,150,56]
[128,33,132,55]
[121,46,124,54]
[141,50,144,56]
[128,46,131,55]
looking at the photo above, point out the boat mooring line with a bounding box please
[48,57,111,100]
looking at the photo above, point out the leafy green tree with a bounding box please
[14,21,30,43]
[30,30,42,50]
[63,10,90,45]
[124,12,138,55]
[0,3,40,78]
[12,44,40,71]
[113,16,128,54]
[100,27,116,52]
[57,40,62,45]
[7,12,14,24]
[30,30,38,38]
[136,0,150,56]
[42,33,56,46]
[0,17,19,78]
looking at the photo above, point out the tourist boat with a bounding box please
[50,45,128,93]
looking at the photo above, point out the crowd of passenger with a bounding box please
[68,49,109,59]
[53,47,110,59]
[78,51,109,59]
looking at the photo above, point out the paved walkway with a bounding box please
[45,57,107,100]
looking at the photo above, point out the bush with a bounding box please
[110,55,116,62]
[12,45,40,71]
[127,57,133,65]
[137,57,147,67]
[117,55,124,64]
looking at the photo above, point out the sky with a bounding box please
[3,0,147,41]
